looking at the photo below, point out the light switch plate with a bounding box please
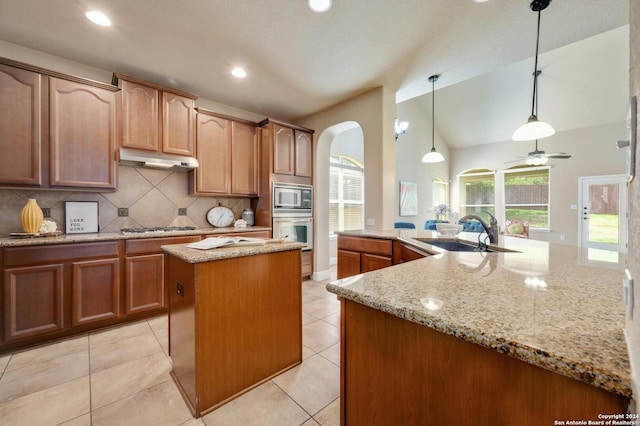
[624,268,634,320]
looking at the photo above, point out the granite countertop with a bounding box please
[0,226,272,247]
[162,240,306,263]
[328,229,631,398]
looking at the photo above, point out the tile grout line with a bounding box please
[87,332,94,426]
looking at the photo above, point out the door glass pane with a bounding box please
[588,183,620,244]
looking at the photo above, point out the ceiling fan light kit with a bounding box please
[422,74,445,163]
[512,0,555,142]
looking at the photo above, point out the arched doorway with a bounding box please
[312,121,363,281]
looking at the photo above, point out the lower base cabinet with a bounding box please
[72,258,120,326]
[337,235,428,279]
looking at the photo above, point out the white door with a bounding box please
[579,175,628,253]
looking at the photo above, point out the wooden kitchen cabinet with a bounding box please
[258,119,314,184]
[191,109,258,196]
[2,241,121,350]
[125,235,201,315]
[0,63,43,186]
[49,77,117,189]
[337,235,427,279]
[0,59,119,190]
[113,73,197,157]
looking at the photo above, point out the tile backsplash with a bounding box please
[0,166,251,236]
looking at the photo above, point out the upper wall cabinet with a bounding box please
[258,119,314,184]
[113,73,197,157]
[0,59,118,190]
[190,109,258,196]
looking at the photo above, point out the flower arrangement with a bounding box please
[432,204,459,222]
[39,220,58,234]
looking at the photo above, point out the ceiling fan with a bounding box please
[506,139,571,165]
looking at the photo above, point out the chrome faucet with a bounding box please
[458,211,499,244]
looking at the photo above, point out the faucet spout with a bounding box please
[458,212,498,244]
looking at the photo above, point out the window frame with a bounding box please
[329,155,364,234]
[502,165,551,231]
[457,169,496,221]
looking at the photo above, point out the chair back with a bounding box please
[458,220,485,233]
[394,222,416,229]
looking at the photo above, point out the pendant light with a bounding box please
[512,0,555,141]
[422,74,445,163]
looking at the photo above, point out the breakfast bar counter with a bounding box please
[328,229,631,425]
[162,240,305,417]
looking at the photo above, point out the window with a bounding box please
[329,155,364,233]
[504,166,550,229]
[432,179,448,209]
[458,169,495,222]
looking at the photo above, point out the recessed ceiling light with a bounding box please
[86,10,111,27]
[309,0,332,13]
[231,67,247,78]
[473,0,489,3]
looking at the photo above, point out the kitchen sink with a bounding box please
[418,239,494,252]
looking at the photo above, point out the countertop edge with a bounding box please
[162,241,306,263]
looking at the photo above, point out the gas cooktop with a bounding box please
[120,226,196,235]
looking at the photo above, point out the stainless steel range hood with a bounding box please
[118,148,198,172]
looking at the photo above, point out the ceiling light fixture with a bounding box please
[85,10,111,27]
[512,0,555,142]
[394,118,409,141]
[308,0,332,13]
[421,75,445,163]
[231,67,247,78]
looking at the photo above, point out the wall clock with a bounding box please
[206,204,235,228]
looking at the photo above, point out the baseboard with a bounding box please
[311,268,332,281]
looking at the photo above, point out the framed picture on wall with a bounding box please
[65,201,99,234]
[399,181,418,216]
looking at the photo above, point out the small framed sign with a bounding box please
[65,201,99,234]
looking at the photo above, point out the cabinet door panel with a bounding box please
[231,121,258,195]
[361,253,392,274]
[4,264,64,341]
[338,249,361,279]
[195,113,230,193]
[72,259,120,326]
[125,254,164,314]
[273,124,294,175]
[294,130,312,178]
[0,64,42,186]
[120,80,159,151]
[162,92,194,156]
[49,78,116,189]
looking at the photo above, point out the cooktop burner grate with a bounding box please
[120,226,196,234]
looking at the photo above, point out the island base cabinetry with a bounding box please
[167,249,302,417]
[340,300,629,425]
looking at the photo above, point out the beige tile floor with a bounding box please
[0,272,340,426]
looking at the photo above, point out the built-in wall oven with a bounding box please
[272,183,313,251]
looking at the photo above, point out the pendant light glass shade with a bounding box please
[512,114,555,141]
[421,147,445,163]
[421,74,444,163]
[513,0,555,142]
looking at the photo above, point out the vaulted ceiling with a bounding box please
[0,0,629,126]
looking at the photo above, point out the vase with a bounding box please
[21,198,44,234]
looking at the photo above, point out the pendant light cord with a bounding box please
[531,9,542,117]
[431,77,436,150]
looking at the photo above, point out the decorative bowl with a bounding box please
[436,223,463,237]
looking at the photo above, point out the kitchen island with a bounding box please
[162,239,305,417]
[328,230,631,425]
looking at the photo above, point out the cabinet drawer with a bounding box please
[4,242,120,267]
[337,236,392,256]
[126,236,201,255]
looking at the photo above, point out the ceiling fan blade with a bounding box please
[504,158,525,164]
[545,153,571,159]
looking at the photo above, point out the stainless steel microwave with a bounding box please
[273,183,312,216]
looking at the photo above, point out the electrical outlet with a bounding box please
[559,234,565,240]
[118,208,128,217]
[178,208,187,216]
[41,208,51,218]
[366,219,375,226]
[624,269,634,320]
